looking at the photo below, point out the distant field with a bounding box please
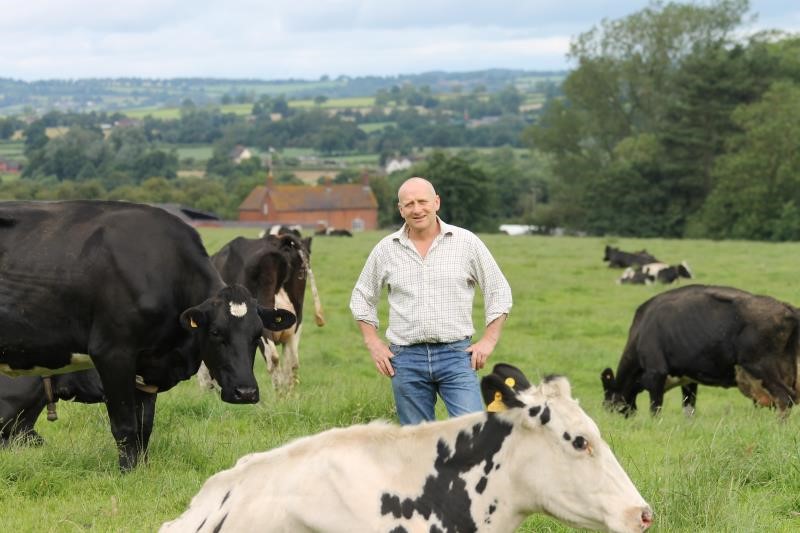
[290,96,375,109]
[358,121,395,133]
[0,141,24,159]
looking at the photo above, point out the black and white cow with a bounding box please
[0,370,105,445]
[260,224,302,238]
[603,246,659,268]
[161,364,653,533]
[602,284,799,417]
[199,231,324,391]
[0,200,295,470]
[618,261,692,285]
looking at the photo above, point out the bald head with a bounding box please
[398,177,436,203]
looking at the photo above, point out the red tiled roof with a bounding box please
[239,186,267,211]
[240,183,377,212]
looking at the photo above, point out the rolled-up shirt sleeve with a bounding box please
[350,245,384,329]
[470,237,513,325]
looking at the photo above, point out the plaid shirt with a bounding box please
[350,218,512,346]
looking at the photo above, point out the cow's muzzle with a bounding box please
[222,386,259,404]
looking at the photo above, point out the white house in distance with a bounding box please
[385,156,413,174]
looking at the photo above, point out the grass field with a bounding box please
[1,231,800,531]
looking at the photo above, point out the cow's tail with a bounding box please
[297,247,325,326]
[308,266,325,326]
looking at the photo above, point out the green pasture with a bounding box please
[1,232,800,532]
[0,141,25,159]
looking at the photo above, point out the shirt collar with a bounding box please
[393,216,452,244]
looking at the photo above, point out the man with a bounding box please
[350,177,512,424]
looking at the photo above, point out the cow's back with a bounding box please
[0,201,219,365]
[629,285,797,383]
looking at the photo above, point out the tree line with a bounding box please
[522,0,800,241]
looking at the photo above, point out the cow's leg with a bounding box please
[135,389,157,463]
[641,371,667,415]
[682,383,698,417]
[283,324,302,387]
[93,356,141,471]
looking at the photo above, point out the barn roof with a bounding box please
[239,183,377,213]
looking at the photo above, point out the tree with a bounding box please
[689,82,800,240]
[524,0,754,235]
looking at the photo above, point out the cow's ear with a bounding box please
[481,373,525,412]
[488,363,532,392]
[600,368,616,392]
[180,307,208,331]
[542,375,572,398]
[257,306,296,331]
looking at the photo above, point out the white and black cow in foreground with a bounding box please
[617,262,692,285]
[0,200,295,470]
[161,364,653,533]
[199,230,324,391]
[602,284,799,418]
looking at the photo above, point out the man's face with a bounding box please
[398,181,440,234]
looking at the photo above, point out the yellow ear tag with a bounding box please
[189,317,198,328]
[487,391,507,412]
[505,377,516,388]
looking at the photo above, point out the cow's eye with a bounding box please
[209,328,221,338]
[573,436,590,452]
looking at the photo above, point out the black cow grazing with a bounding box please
[199,231,324,392]
[0,370,105,445]
[618,261,693,285]
[602,284,799,418]
[0,200,295,470]
[603,245,659,268]
[316,227,353,237]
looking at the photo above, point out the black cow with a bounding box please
[603,246,658,268]
[618,261,692,285]
[0,370,105,445]
[200,231,324,391]
[260,224,302,238]
[316,227,353,237]
[0,200,295,470]
[602,284,799,417]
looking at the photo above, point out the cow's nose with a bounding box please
[639,506,653,530]
[234,387,259,403]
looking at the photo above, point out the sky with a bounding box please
[2,1,798,81]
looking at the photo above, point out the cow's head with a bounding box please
[52,369,106,403]
[678,261,692,279]
[180,284,295,403]
[603,245,616,262]
[600,367,635,415]
[482,364,652,533]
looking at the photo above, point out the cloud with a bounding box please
[1,1,798,80]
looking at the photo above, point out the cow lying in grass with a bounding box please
[161,364,653,533]
[617,261,693,285]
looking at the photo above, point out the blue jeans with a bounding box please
[389,338,483,425]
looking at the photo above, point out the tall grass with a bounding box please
[1,230,799,531]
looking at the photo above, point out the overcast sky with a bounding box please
[2,1,798,81]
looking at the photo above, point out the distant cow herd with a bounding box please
[2,204,800,531]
